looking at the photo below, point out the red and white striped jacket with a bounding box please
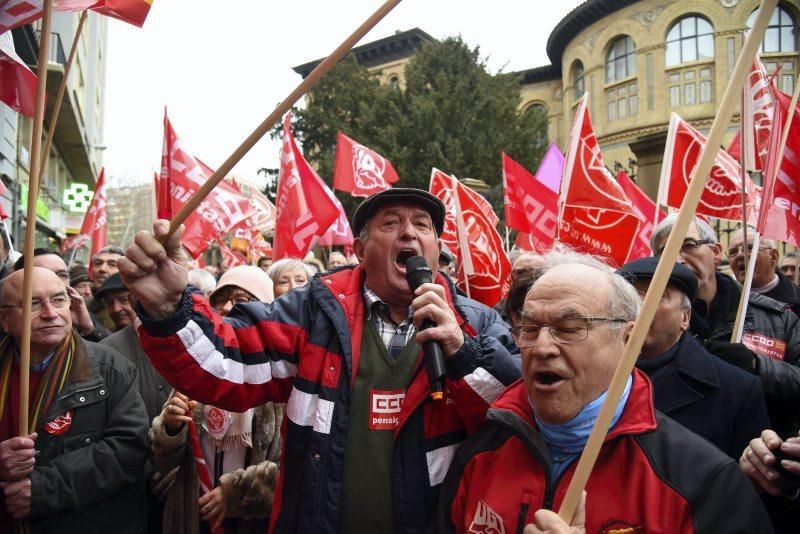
[136,265,521,533]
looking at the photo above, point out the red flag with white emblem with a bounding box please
[618,170,664,261]
[0,0,153,33]
[659,112,760,223]
[161,114,255,258]
[502,152,558,253]
[0,30,36,117]
[273,113,339,259]
[430,168,510,306]
[558,94,640,265]
[333,132,399,197]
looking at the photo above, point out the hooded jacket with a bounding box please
[136,265,521,533]
[432,371,772,534]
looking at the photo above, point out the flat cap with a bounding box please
[352,188,446,237]
[617,256,699,302]
[94,273,127,300]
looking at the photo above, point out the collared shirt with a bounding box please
[363,284,416,359]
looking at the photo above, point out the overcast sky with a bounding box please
[102,0,585,189]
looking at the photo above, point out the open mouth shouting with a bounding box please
[532,369,569,392]
[394,248,419,274]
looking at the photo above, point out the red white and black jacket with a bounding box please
[136,265,521,533]
[431,371,773,534]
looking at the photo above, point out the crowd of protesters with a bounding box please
[0,188,798,533]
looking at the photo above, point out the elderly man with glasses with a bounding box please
[727,229,800,317]
[432,251,770,534]
[651,214,800,441]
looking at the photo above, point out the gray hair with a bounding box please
[730,226,775,250]
[95,245,125,257]
[187,268,217,297]
[266,258,314,284]
[537,248,641,324]
[650,213,718,254]
[680,293,692,311]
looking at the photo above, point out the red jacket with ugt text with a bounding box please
[135,265,521,533]
[431,370,772,534]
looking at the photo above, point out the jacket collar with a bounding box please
[488,369,657,444]
[644,332,719,414]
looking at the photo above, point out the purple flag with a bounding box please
[535,142,564,194]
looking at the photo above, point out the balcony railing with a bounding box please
[33,30,67,66]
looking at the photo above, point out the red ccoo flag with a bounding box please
[273,113,339,259]
[502,152,558,253]
[0,30,36,117]
[618,170,664,261]
[317,189,354,247]
[333,131,399,197]
[1,0,153,33]
[559,94,640,266]
[659,112,760,223]
[161,113,254,258]
[430,168,510,307]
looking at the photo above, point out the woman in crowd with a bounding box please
[267,258,314,298]
[150,265,284,533]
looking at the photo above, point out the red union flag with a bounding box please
[430,168,510,307]
[0,30,36,116]
[61,168,106,255]
[317,189,354,247]
[161,114,254,258]
[502,152,558,252]
[558,94,639,265]
[659,112,760,223]
[273,113,339,259]
[333,132,399,197]
[618,170,664,261]
[0,0,153,32]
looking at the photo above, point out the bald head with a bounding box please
[512,253,546,281]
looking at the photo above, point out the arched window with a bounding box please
[747,5,797,53]
[665,16,714,66]
[389,75,400,92]
[524,102,548,116]
[573,61,585,99]
[606,36,636,83]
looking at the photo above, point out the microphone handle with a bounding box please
[420,319,446,400]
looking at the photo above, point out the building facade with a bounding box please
[518,0,799,202]
[0,11,108,251]
[106,182,154,249]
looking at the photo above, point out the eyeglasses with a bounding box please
[727,243,771,258]
[655,237,714,257]
[0,295,69,314]
[210,292,258,311]
[510,316,628,347]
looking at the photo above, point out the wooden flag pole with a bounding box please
[37,10,88,183]
[19,0,54,437]
[556,0,777,523]
[163,0,403,241]
[732,232,761,342]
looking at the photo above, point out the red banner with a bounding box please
[618,170,663,261]
[161,114,254,258]
[659,112,760,223]
[0,0,152,32]
[317,190,354,247]
[502,152,558,252]
[273,113,340,260]
[0,31,36,117]
[333,132,399,197]
[559,95,639,265]
[430,168,509,307]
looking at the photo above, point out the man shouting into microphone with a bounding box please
[119,188,520,533]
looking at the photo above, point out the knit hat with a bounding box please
[209,266,274,304]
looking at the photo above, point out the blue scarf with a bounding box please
[534,375,633,479]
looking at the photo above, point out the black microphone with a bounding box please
[405,256,446,401]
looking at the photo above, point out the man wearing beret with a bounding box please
[618,257,769,459]
[117,188,521,533]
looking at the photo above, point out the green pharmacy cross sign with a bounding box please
[63,183,93,213]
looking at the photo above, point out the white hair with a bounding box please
[266,258,315,283]
[650,213,718,254]
[188,268,217,297]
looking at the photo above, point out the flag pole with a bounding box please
[732,232,761,342]
[1,219,14,257]
[163,0,403,242]
[37,10,88,183]
[19,0,54,437]
[451,174,473,299]
[556,0,777,523]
